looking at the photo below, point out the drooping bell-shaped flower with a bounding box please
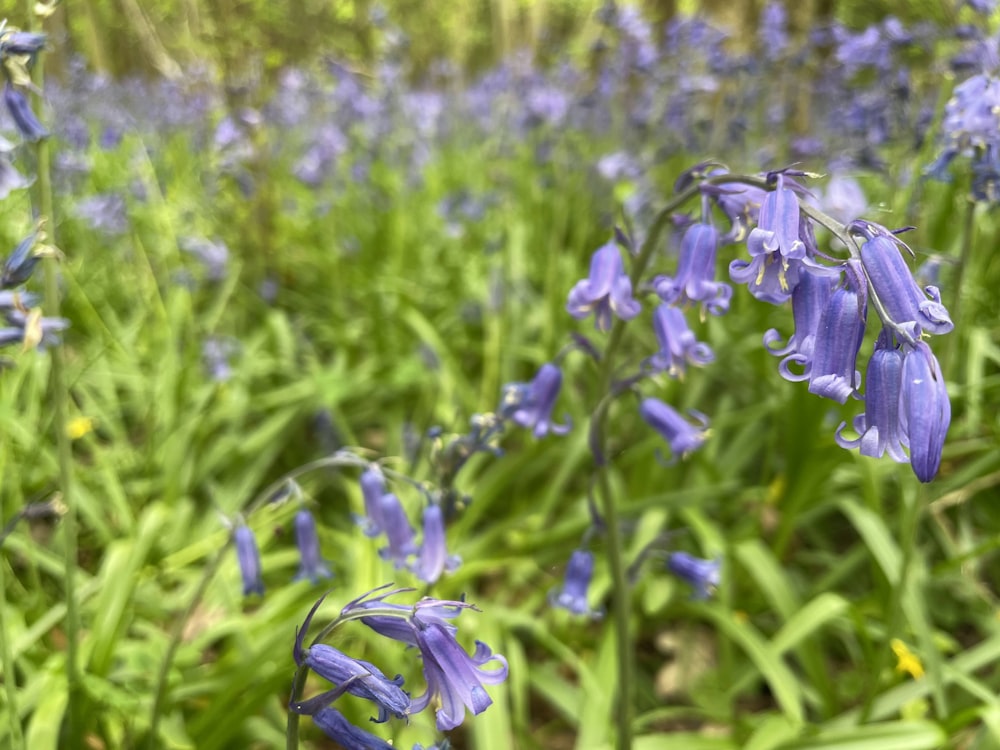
[667,552,720,599]
[764,269,838,382]
[358,465,388,537]
[308,707,394,750]
[566,240,641,331]
[3,84,48,142]
[646,304,714,376]
[900,341,950,482]
[499,362,571,437]
[378,493,418,568]
[233,524,264,596]
[412,503,460,584]
[639,397,709,461]
[295,643,410,723]
[836,330,908,462]
[746,174,806,261]
[807,283,866,404]
[549,549,600,617]
[293,509,333,583]
[653,222,731,315]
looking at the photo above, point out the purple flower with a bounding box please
[378,493,418,568]
[639,397,709,460]
[566,240,641,331]
[358,465,388,537]
[412,503,460,584]
[900,342,950,482]
[499,362,570,437]
[855,226,953,336]
[408,620,509,731]
[729,241,804,305]
[294,644,409,723]
[653,223,732,315]
[746,174,806,262]
[821,173,868,224]
[647,304,714,376]
[233,524,264,596]
[667,552,720,599]
[549,549,599,617]
[2,232,41,289]
[293,509,333,583]
[310,707,394,749]
[710,182,766,244]
[806,284,866,404]
[836,332,908,463]
[763,270,838,382]
[3,84,48,142]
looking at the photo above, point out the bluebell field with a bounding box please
[2,2,1000,749]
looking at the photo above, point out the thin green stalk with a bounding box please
[0,447,26,750]
[944,194,976,373]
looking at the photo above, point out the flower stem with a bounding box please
[0,447,26,750]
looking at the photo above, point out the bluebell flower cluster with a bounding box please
[290,587,507,743]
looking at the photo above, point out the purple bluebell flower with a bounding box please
[378,493,418,568]
[806,284,866,404]
[653,223,732,315]
[233,524,264,596]
[359,465,388,537]
[667,552,720,599]
[821,173,868,224]
[295,644,409,723]
[0,156,31,200]
[854,225,953,336]
[408,620,509,731]
[566,240,641,331]
[0,30,47,57]
[709,182,766,244]
[293,509,332,583]
[413,503,460,584]
[647,304,714,376]
[758,1,789,61]
[549,549,599,617]
[2,232,41,289]
[639,397,709,460]
[746,174,806,262]
[73,193,128,236]
[202,337,236,383]
[309,707,394,749]
[836,331,908,463]
[3,84,48,142]
[180,237,229,282]
[763,270,838,382]
[499,362,570,437]
[729,238,804,305]
[900,342,950,482]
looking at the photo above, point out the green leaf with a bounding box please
[775,720,945,750]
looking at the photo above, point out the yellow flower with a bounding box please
[891,638,924,680]
[66,416,95,440]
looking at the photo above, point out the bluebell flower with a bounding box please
[639,397,708,461]
[746,174,806,262]
[3,84,48,142]
[350,588,463,647]
[378,493,418,568]
[653,223,731,315]
[499,362,570,437]
[412,503,460,584]
[295,644,409,723]
[708,182,766,244]
[806,284,866,404]
[646,304,714,376]
[900,342,950,482]
[309,707,394,749]
[729,240,804,305]
[0,156,31,200]
[233,524,264,596]
[549,549,600,617]
[821,173,868,224]
[836,331,908,463]
[763,270,837,382]
[2,232,41,289]
[0,30,47,57]
[566,240,641,331]
[408,619,509,731]
[359,465,388,537]
[667,552,720,599]
[853,224,953,336]
[293,509,333,583]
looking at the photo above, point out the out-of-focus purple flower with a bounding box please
[378,493,418,568]
[807,284,866,403]
[202,337,236,383]
[567,240,641,331]
[758,1,789,61]
[293,509,332,583]
[180,237,229,282]
[822,173,868,224]
[409,620,509,731]
[234,524,264,596]
[3,84,48,142]
[309,707,394,749]
[966,0,997,14]
[639,397,709,461]
[413,503,460,584]
[2,232,41,289]
[0,156,31,199]
[549,549,599,617]
[900,341,950,482]
[653,223,731,315]
[764,270,838,382]
[358,465,388,537]
[0,30,47,57]
[74,193,128,235]
[499,362,570,437]
[854,224,953,336]
[667,552,720,599]
[836,330,908,463]
[647,304,714,376]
